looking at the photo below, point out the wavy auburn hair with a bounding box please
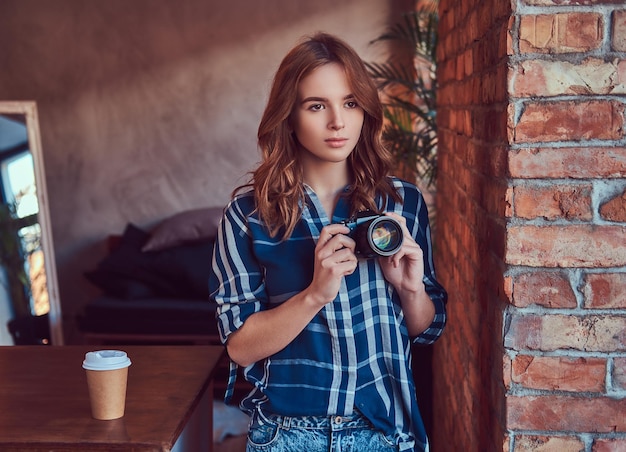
[237,32,401,239]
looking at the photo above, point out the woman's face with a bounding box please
[292,63,365,168]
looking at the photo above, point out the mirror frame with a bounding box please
[0,101,64,345]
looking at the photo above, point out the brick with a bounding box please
[519,13,603,53]
[614,11,626,52]
[584,273,626,309]
[513,435,584,452]
[509,147,626,179]
[503,354,513,389]
[614,357,626,391]
[510,271,577,308]
[593,438,626,452]
[507,225,626,267]
[513,184,593,221]
[504,313,626,352]
[507,395,626,432]
[510,58,626,97]
[599,189,626,222]
[511,101,625,143]
[505,187,514,217]
[511,355,606,392]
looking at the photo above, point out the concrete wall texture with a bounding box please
[0,0,405,342]
[435,0,626,450]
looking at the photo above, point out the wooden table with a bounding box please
[0,345,225,451]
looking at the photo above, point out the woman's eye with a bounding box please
[345,100,358,109]
[309,104,324,111]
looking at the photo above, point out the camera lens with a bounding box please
[367,217,403,256]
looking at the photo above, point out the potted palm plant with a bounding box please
[366,2,439,187]
[0,202,49,344]
[0,203,31,319]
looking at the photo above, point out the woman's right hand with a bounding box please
[306,223,358,306]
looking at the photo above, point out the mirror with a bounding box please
[0,101,63,345]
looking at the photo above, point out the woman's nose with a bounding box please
[328,109,345,130]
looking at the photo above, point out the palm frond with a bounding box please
[370,11,438,62]
[367,6,439,187]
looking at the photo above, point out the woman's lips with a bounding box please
[326,138,348,148]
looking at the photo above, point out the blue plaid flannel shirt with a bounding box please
[209,177,447,451]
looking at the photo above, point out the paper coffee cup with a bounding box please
[83,350,132,420]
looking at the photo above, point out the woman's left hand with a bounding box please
[378,212,426,297]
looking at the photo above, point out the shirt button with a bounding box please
[334,416,342,424]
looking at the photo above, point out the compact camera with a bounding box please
[341,211,404,258]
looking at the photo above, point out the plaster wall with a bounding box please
[0,0,403,342]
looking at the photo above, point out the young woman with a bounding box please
[209,32,447,452]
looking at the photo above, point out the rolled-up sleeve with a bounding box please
[209,196,267,344]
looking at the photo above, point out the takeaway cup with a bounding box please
[82,350,132,420]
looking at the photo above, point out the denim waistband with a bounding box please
[254,408,372,431]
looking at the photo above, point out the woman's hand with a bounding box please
[306,223,358,306]
[378,212,425,295]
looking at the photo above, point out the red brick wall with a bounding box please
[434,0,626,451]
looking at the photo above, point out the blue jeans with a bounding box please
[245,409,398,452]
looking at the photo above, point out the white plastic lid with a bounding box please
[82,350,132,371]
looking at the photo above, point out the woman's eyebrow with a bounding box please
[301,96,327,104]
[300,94,355,104]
